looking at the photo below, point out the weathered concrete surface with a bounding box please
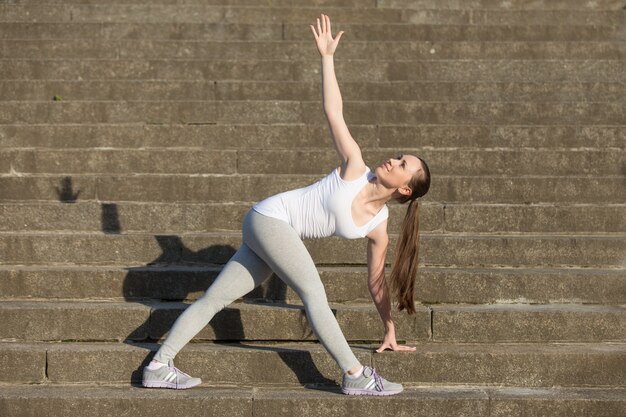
[0,385,253,417]
[1,60,623,82]
[413,267,626,305]
[2,201,626,235]
[489,386,626,417]
[3,79,626,102]
[1,384,624,417]
[403,9,626,25]
[44,341,371,385]
[252,386,626,417]
[379,0,626,10]
[432,304,626,342]
[0,300,429,342]
[33,341,626,387]
[1,265,625,305]
[1,232,625,267]
[373,342,626,387]
[0,342,46,383]
[1,124,622,149]
[253,385,490,416]
[0,301,150,341]
[2,100,624,125]
[2,175,625,204]
[150,301,429,342]
[0,4,395,24]
[4,147,626,176]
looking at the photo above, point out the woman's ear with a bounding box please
[399,186,412,196]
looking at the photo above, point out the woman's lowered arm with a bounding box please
[367,223,417,353]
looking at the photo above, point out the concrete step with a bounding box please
[286,24,624,42]
[4,0,625,8]
[1,384,623,417]
[3,341,625,387]
[1,23,622,42]
[1,265,624,305]
[1,174,624,204]
[0,232,625,268]
[3,148,624,176]
[0,4,400,24]
[0,100,623,125]
[3,80,624,102]
[0,300,430,343]
[2,124,623,149]
[402,9,626,25]
[2,202,625,235]
[0,300,624,343]
[379,0,626,10]
[4,39,623,61]
[3,0,623,11]
[2,59,623,82]
[431,304,626,343]
[1,5,623,26]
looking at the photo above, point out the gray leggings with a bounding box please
[153,209,361,373]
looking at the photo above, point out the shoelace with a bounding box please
[168,362,192,389]
[369,367,384,392]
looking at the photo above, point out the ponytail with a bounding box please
[389,199,420,314]
[388,156,430,315]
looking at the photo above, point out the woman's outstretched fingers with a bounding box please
[396,345,417,352]
[376,343,417,353]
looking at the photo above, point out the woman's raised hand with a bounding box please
[310,13,344,57]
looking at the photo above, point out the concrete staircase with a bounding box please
[1,0,625,415]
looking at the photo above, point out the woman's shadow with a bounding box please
[100,203,338,389]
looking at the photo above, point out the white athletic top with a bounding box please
[252,167,389,240]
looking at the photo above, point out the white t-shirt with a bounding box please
[252,167,388,240]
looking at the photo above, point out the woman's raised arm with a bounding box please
[311,14,365,179]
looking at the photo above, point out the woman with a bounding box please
[142,14,431,396]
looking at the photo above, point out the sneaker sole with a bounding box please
[341,386,403,396]
[142,380,202,390]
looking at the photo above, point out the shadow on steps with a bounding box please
[98,203,336,389]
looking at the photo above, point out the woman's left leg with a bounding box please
[153,242,273,364]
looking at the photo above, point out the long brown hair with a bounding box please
[389,156,431,314]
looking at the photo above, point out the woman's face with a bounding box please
[375,154,422,196]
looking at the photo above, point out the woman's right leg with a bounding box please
[242,210,361,374]
[153,242,273,364]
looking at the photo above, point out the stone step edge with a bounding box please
[3,79,623,85]
[3,22,622,27]
[4,341,625,389]
[2,57,623,62]
[3,99,623,103]
[2,263,622,272]
[3,99,624,105]
[2,200,625,204]
[5,339,626,351]
[0,383,624,401]
[5,147,626,153]
[1,230,625,238]
[3,122,623,127]
[2,173,624,179]
[1,299,624,311]
[2,1,623,9]
[5,340,626,385]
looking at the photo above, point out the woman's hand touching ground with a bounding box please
[375,331,417,353]
[310,13,344,57]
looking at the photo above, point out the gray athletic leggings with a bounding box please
[153,209,361,373]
